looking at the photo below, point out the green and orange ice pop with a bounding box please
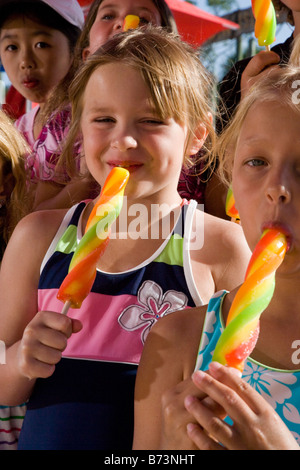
[251,0,277,50]
[211,228,287,371]
[57,167,129,314]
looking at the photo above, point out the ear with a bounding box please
[82,47,91,61]
[187,113,212,155]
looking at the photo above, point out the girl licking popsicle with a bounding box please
[133,63,300,450]
[0,28,250,450]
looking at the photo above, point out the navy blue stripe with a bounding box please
[18,358,137,450]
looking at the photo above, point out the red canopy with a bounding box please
[165,0,239,45]
[78,0,239,46]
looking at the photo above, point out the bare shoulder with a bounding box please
[9,207,66,249]
[2,208,68,278]
[140,305,207,378]
[192,211,251,292]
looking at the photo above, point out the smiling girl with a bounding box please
[0,28,250,450]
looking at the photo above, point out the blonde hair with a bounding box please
[59,27,216,177]
[289,34,300,67]
[0,111,32,251]
[217,65,300,186]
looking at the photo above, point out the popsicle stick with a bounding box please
[61,300,72,316]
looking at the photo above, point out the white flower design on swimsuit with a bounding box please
[118,280,188,344]
[243,361,300,437]
[243,362,297,407]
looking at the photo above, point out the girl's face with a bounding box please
[83,0,162,58]
[80,62,199,204]
[0,16,73,106]
[232,100,300,272]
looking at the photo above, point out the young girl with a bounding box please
[0,110,32,450]
[133,64,300,450]
[0,28,250,450]
[0,111,32,259]
[0,0,84,192]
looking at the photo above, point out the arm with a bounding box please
[185,363,299,450]
[0,210,81,405]
[133,308,205,450]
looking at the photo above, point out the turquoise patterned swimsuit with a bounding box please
[195,290,300,445]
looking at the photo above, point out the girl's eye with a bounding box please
[36,42,50,49]
[94,117,115,123]
[246,158,267,167]
[100,13,114,20]
[142,119,164,125]
[139,17,150,25]
[5,44,17,52]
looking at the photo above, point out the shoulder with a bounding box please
[194,210,249,253]
[192,212,251,292]
[141,305,208,378]
[4,209,67,267]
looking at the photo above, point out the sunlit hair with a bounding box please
[0,111,32,251]
[43,0,177,121]
[60,27,216,176]
[289,33,300,66]
[217,65,300,187]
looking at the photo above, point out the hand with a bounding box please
[184,362,299,450]
[240,50,280,99]
[17,311,82,380]
[160,375,226,450]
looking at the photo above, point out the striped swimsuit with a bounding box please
[18,199,203,449]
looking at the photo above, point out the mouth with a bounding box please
[107,161,143,172]
[261,221,293,252]
[22,78,39,89]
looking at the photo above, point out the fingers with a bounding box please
[241,50,280,98]
[191,366,255,426]
[185,397,229,450]
[19,311,82,380]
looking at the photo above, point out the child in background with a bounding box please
[0,28,250,450]
[133,64,300,450]
[0,111,31,259]
[0,110,32,450]
[0,0,84,194]
[31,0,208,210]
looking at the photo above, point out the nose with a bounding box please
[20,49,35,70]
[111,135,138,152]
[265,177,291,205]
[112,16,124,33]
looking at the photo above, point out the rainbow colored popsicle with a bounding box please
[251,0,276,48]
[212,228,287,371]
[225,187,240,222]
[57,167,129,312]
[123,14,140,31]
